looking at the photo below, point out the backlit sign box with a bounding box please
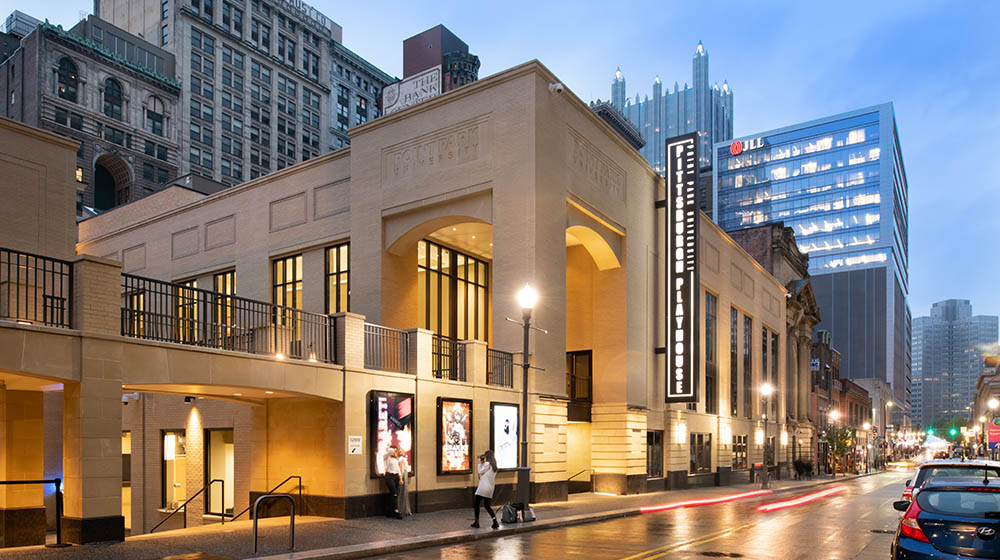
[382,65,442,116]
[665,133,699,403]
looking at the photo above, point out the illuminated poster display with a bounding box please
[437,398,472,474]
[369,391,414,478]
[665,132,699,403]
[490,402,519,470]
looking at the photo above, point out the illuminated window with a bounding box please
[213,270,235,339]
[177,279,198,343]
[76,167,83,182]
[847,128,866,145]
[57,58,78,103]
[272,254,302,340]
[417,240,489,342]
[325,243,349,313]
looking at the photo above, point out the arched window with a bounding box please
[57,58,78,103]
[103,78,123,120]
[146,95,165,136]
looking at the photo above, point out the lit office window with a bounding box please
[272,254,302,337]
[325,243,349,313]
[177,279,198,343]
[213,270,235,338]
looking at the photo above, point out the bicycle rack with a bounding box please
[252,493,295,554]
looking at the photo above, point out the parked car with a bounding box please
[901,460,1000,502]
[933,450,950,459]
[892,477,1000,559]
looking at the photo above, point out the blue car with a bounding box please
[892,477,1000,559]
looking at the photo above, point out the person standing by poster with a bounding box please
[471,450,499,529]
[383,446,403,519]
[398,450,412,516]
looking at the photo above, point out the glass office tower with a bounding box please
[713,104,911,423]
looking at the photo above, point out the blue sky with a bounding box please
[6,0,1000,319]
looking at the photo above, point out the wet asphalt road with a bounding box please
[372,471,908,560]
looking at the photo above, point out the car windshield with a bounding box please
[917,488,1000,517]
[915,466,1000,487]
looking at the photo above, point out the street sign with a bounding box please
[988,419,1000,450]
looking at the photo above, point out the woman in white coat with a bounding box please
[471,449,499,529]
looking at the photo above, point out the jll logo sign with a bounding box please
[664,133,699,403]
[729,137,765,156]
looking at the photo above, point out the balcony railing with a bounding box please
[486,348,514,388]
[363,323,409,373]
[432,335,466,381]
[120,274,337,363]
[0,247,72,328]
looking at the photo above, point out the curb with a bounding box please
[257,470,890,560]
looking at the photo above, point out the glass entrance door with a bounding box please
[205,429,235,516]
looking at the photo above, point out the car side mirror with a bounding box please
[893,501,910,512]
[905,479,911,486]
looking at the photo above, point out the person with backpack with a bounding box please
[471,449,499,529]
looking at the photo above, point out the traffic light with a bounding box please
[949,427,958,437]
[927,428,935,436]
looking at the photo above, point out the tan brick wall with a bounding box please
[72,256,123,335]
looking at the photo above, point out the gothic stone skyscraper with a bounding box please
[913,300,998,427]
[609,41,733,171]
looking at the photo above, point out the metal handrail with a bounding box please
[252,493,294,554]
[567,469,591,481]
[231,475,301,521]
[149,479,224,533]
[0,247,73,328]
[0,478,68,547]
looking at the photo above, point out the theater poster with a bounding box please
[490,402,519,470]
[437,398,472,474]
[369,391,414,478]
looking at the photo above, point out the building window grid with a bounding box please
[416,239,489,342]
[271,254,302,337]
[743,315,752,419]
[690,433,712,474]
[732,434,747,470]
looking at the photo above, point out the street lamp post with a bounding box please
[515,284,538,513]
[980,415,988,456]
[759,383,775,489]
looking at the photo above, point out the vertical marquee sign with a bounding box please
[664,133,699,403]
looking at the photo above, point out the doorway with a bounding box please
[205,429,235,516]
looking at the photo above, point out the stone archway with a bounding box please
[94,154,133,211]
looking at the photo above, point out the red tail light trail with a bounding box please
[755,486,847,513]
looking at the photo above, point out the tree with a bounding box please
[822,426,853,476]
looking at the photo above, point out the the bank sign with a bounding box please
[664,133,699,403]
[382,65,442,116]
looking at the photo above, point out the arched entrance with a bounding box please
[94,154,133,211]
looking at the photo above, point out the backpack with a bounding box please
[501,504,518,524]
[522,506,536,522]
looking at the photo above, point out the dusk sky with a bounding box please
[8,0,1000,319]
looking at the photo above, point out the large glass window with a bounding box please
[205,429,234,516]
[57,58,78,103]
[566,350,592,402]
[730,307,739,417]
[732,434,747,470]
[690,433,712,474]
[705,292,717,415]
[416,240,488,341]
[213,270,235,339]
[103,78,124,120]
[743,315,752,419]
[647,431,663,478]
[162,430,186,508]
[324,243,350,313]
[177,279,198,343]
[272,254,302,337]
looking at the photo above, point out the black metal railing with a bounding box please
[121,274,337,364]
[0,248,72,328]
[363,323,409,373]
[487,348,514,387]
[149,479,224,533]
[232,475,302,521]
[432,335,466,381]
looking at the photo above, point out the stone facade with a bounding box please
[0,17,181,214]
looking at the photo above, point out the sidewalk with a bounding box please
[0,470,893,560]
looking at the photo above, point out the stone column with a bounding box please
[62,256,125,543]
[462,340,487,386]
[406,328,432,379]
[798,336,811,424]
[590,404,647,495]
[0,388,46,547]
[333,312,366,370]
[787,328,798,422]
